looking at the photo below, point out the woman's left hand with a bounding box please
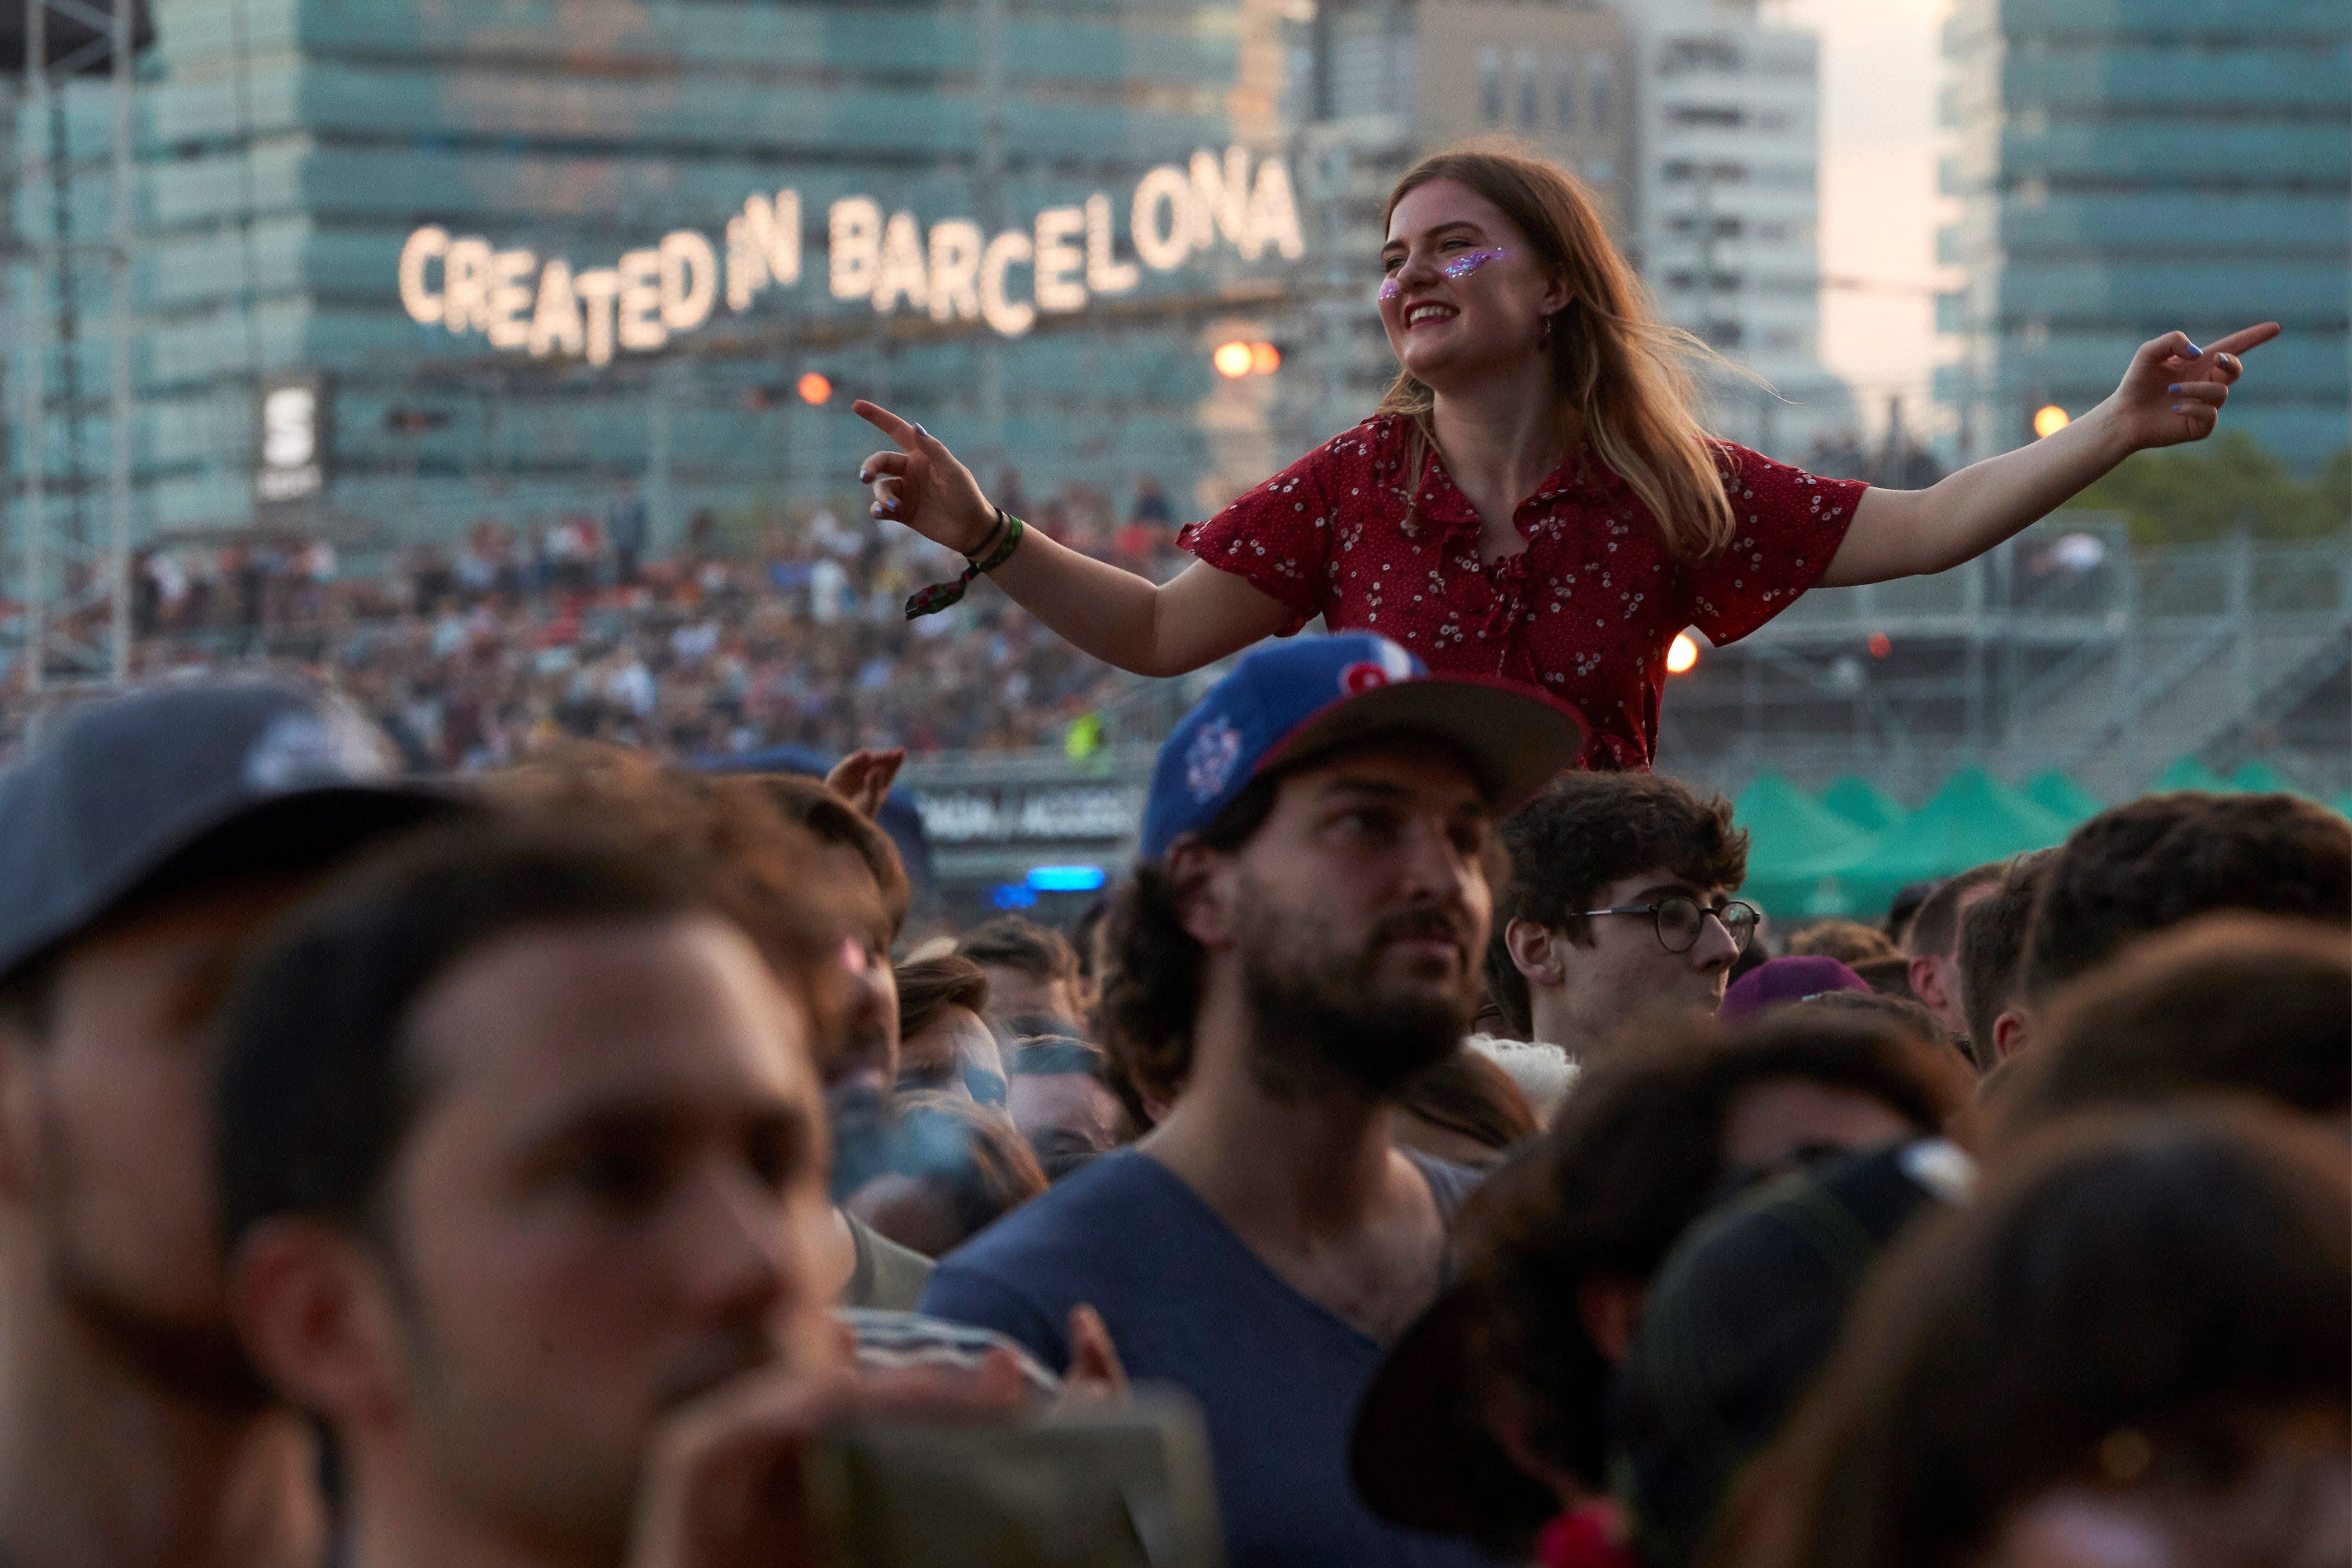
[2104,322,2279,452]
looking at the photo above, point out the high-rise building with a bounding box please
[33,0,1315,553]
[1934,0,2351,468]
[1628,0,1851,456]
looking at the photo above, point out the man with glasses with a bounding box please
[1486,770,1753,1069]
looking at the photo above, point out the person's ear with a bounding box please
[1483,1380,1595,1511]
[228,1218,411,1427]
[1164,840,1237,950]
[1990,1006,2033,1063]
[1576,1274,1645,1367]
[1538,269,1576,320]
[1505,918,1568,990]
[1907,954,1947,1015]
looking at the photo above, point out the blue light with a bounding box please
[1026,865,1107,893]
[989,882,1039,910]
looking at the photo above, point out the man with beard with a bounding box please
[218,823,1032,1568]
[0,679,460,1568]
[921,634,1587,1568]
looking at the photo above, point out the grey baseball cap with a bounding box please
[0,676,466,982]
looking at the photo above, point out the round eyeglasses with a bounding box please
[1577,896,1761,955]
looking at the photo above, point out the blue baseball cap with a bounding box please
[1139,633,1587,859]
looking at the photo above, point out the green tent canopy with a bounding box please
[1833,767,2070,915]
[2152,755,2233,793]
[1821,775,1908,834]
[2226,759,2298,796]
[2022,770,2104,828]
[1733,775,1880,918]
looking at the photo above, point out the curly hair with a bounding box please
[1463,1013,1966,1516]
[1098,774,1281,1106]
[2021,790,2350,1001]
[1484,771,1749,1038]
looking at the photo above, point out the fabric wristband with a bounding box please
[904,510,1026,620]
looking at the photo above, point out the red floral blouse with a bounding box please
[1176,414,1867,770]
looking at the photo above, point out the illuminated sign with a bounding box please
[255,373,330,506]
[398,147,1305,366]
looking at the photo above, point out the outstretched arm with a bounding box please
[854,401,1289,678]
[1820,323,2279,587]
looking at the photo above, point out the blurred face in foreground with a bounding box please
[245,916,836,1567]
[1206,739,1494,1100]
[0,880,305,1407]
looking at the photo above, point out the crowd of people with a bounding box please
[43,475,1193,772]
[0,625,2340,1568]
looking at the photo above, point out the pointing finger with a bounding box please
[852,399,920,451]
[2205,322,2281,360]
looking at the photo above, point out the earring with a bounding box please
[1539,315,1553,349]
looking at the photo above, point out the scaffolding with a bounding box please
[8,0,142,696]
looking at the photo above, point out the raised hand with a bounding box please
[2104,322,2278,453]
[854,401,1000,557]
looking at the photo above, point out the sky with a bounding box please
[1773,0,1957,441]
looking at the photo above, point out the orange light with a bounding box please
[1213,341,1254,379]
[1666,632,1700,675]
[2032,403,2069,438]
[1249,341,1281,375]
[1868,631,1893,658]
[797,372,832,406]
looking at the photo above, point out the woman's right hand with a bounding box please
[854,401,999,557]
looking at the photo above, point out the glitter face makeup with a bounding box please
[1440,246,1508,280]
[1378,276,1401,301]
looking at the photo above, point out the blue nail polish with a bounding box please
[2167,384,2179,393]
[2171,403,2183,412]
[858,470,872,482]
[883,498,898,511]
[2183,339,2203,357]
[913,424,928,438]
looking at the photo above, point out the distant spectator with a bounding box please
[1784,919,1897,967]
[2021,791,2352,1002]
[1900,863,2002,1036]
[1956,852,2053,1067]
[894,955,1006,1105]
[1008,1035,1133,1181]
[1997,913,2352,1144]
[1714,1106,2348,1568]
[847,1091,1048,1258]
[1489,771,1753,1065]
[955,915,1086,1022]
[1880,880,1939,950]
[1393,1047,1538,1170]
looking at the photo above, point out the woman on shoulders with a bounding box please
[855,147,2276,771]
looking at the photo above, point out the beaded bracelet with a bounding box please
[903,509,1027,619]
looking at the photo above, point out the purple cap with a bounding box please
[1720,955,1872,1022]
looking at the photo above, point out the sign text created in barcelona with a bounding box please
[398,148,1306,367]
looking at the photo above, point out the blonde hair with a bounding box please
[1374,145,1739,560]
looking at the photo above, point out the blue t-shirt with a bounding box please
[919,1147,1500,1568]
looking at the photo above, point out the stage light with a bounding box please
[1213,340,1254,379]
[2032,404,2069,438]
[797,371,831,405]
[1868,631,1893,658]
[989,882,1039,910]
[1026,865,1107,893]
[1665,631,1700,674]
[1249,341,1280,375]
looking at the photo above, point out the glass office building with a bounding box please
[38,0,1309,553]
[1935,0,2351,469]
